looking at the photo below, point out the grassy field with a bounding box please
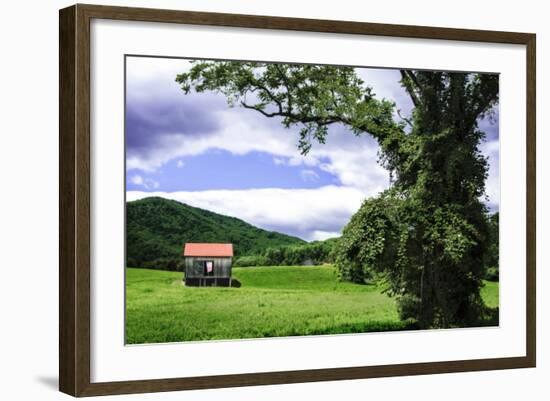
[126,265,499,344]
[481,280,499,309]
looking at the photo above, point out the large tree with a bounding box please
[176,62,498,328]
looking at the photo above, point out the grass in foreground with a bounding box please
[126,265,499,344]
[481,280,499,309]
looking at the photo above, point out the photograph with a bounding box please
[124,55,500,344]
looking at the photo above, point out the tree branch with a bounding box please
[400,70,421,108]
[240,100,348,127]
[274,64,293,116]
[240,101,281,118]
[397,109,413,127]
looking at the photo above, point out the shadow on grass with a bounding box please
[478,306,499,327]
[266,310,499,338]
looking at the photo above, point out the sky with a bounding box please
[125,56,499,241]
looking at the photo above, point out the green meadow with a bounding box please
[126,266,499,344]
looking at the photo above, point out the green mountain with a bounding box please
[126,197,305,269]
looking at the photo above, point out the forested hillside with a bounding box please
[126,197,304,269]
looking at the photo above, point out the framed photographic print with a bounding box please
[59,4,536,397]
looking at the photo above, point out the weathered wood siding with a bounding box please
[184,256,232,278]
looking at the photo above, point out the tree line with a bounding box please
[234,238,338,267]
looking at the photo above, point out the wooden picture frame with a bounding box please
[59,3,536,397]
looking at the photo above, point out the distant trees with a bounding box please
[233,255,270,267]
[264,239,337,266]
[177,63,498,329]
[234,239,337,267]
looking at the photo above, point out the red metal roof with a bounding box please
[183,243,234,257]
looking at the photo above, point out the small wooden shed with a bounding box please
[183,243,233,287]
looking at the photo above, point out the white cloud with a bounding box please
[129,174,159,190]
[126,103,391,198]
[310,230,342,241]
[130,175,144,185]
[176,160,184,168]
[479,138,500,211]
[355,68,414,121]
[126,57,192,94]
[125,57,392,196]
[127,185,368,241]
[300,169,319,182]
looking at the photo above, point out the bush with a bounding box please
[335,195,400,284]
[397,294,422,324]
[485,266,499,281]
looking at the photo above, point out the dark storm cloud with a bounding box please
[125,94,223,158]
